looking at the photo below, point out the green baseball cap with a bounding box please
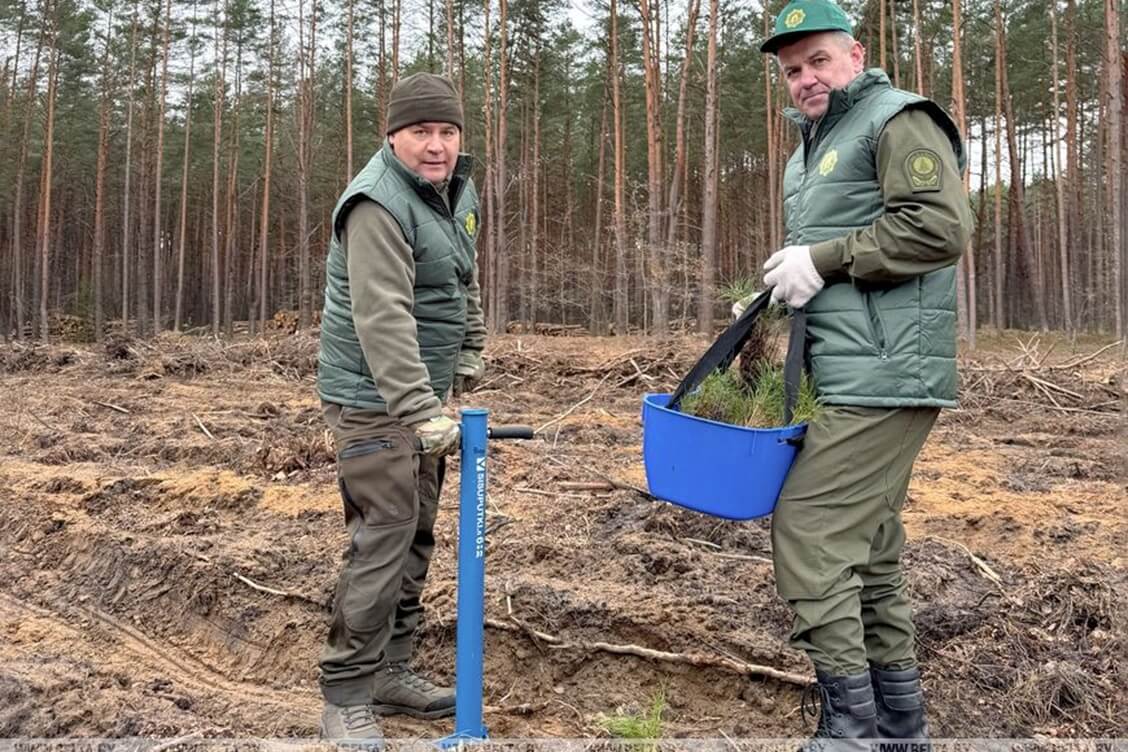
[760,0,854,54]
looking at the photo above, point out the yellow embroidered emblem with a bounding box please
[464,211,477,235]
[784,9,806,28]
[818,149,838,177]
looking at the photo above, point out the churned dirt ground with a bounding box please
[1,331,1125,742]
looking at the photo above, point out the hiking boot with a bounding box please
[798,669,878,752]
[370,662,455,719]
[871,665,930,742]
[319,702,384,750]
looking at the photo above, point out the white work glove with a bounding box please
[413,414,461,457]
[762,245,824,308]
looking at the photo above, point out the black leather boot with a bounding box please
[800,669,878,751]
[871,665,930,741]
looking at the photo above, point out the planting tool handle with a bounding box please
[488,425,534,440]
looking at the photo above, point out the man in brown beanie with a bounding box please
[315,72,485,746]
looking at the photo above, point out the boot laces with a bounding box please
[340,704,379,731]
[801,682,834,736]
[390,662,439,693]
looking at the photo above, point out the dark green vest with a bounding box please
[782,70,964,408]
[317,145,481,410]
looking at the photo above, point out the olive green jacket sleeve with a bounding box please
[462,263,487,353]
[809,108,973,283]
[344,200,442,426]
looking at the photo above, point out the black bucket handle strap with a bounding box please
[667,291,807,426]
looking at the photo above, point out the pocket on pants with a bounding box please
[337,429,418,528]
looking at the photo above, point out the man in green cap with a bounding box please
[755,0,972,745]
[315,71,486,746]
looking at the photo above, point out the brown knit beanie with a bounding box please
[386,73,464,134]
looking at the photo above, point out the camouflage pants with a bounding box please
[772,405,939,676]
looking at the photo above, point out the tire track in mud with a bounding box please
[0,589,319,727]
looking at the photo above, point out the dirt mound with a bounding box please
[1,333,1125,740]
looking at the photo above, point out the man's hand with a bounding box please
[762,245,824,308]
[452,350,485,396]
[413,415,461,457]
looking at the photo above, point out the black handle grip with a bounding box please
[488,425,535,440]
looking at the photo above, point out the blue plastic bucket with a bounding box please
[641,393,807,520]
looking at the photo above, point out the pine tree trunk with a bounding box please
[950,0,974,348]
[665,0,699,255]
[590,75,609,335]
[530,48,541,326]
[637,0,666,331]
[763,9,779,253]
[151,0,171,331]
[993,7,1005,330]
[257,0,275,333]
[11,20,44,341]
[494,0,510,329]
[297,0,317,329]
[699,0,718,335]
[1105,0,1123,339]
[998,4,1046,331]
[121,10,139,335]
[912,0,923,94]
[223,44,243,336]
[480,0,496,330]
[1049,0,1072,333]
[211,0,228,334]
[345,0,354,180]
[92,10,114,342]
[173,38,195,332]
[610,0,628,335]
[36,22,59,340]
[1065,0,1081,321]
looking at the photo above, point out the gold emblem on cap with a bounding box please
[818,149,838,177]
[784,9,806,28]
[465,211,477,235]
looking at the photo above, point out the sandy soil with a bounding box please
[1,332,1124,741]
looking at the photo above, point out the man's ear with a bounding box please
[851,41,865,72]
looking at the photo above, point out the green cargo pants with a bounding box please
[771,405,938,676]
[319,403,445,705]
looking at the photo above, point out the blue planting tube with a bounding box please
[442,408,489,746]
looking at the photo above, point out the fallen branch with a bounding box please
[231,571,323,608]
[483,617,809,686]
[558,477,655,500]
[192,413,216,440]
[92,400,130,414]
[535,372,612,434]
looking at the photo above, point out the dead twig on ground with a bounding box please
[191,413,215,440]
[482,617,809,686]
[231,571,323,608]
[535,372,612,434]
[92,399,130,414]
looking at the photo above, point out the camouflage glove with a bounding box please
[452,350,485,396]
[413,415,461,457]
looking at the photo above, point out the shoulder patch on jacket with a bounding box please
[906,149,942,192]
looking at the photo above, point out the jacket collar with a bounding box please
[382,140,474,216]
[783,68,892,131]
